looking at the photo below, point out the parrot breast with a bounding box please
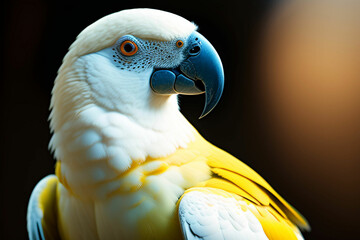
[52,94,210,239]
[56,141,212,240]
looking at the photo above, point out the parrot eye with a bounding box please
[176,40,184,48]
[120,40,138,56]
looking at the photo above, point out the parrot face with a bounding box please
[71,11,224,120]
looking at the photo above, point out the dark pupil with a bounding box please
[177,42,182,46]
[124,43,134,52]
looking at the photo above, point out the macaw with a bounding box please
[27,8,309,240]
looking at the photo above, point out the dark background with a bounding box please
[1,0,359,239]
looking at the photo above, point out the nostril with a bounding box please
[189,46,200,55]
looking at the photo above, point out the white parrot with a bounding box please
[27,8,309,240]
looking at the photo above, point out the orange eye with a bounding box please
[176,40,184,48]
[119,40,138,56]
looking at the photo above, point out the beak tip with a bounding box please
[199,80,224,119]
[198,113,206,119]
[198,98,220,119]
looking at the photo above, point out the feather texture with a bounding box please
[179,188,269,240]
[177,131,309,240]
[31,127,308,240]
[52,128,309,239]
[27,175,60,240]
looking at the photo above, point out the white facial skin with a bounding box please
[81,35,191,122]
[110,35,189,72]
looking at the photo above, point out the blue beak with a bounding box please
[150,32,224,118]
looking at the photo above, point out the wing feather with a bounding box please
[27,175,60,240]
[179,188,269,240]
[178,130,309,240]
[204,136,310,230]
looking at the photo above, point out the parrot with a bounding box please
[27,8,310,240]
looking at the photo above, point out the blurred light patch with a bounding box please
[257,0,360,238]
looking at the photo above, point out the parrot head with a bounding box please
[52,8,224,133]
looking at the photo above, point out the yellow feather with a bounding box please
[38,177,60,240]
[249,205,299,240]
[210,167,290,220]
[204,136,310,230]
[211,167,271,206]
[198,178,261,204]
[181,129,310,239]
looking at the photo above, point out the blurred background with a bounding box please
[1,0,359,239]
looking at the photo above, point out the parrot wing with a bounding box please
[178,187,270,240]
[178,132,309,240]
[27,175,60,240]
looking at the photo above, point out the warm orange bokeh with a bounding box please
[257,0,360,237]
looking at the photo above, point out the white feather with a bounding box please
[179,190,269,240]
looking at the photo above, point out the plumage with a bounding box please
[179,189,269,240]
[27,175,60,240]
[28,8,309,240]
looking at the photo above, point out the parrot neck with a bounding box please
[49,55,195,199]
